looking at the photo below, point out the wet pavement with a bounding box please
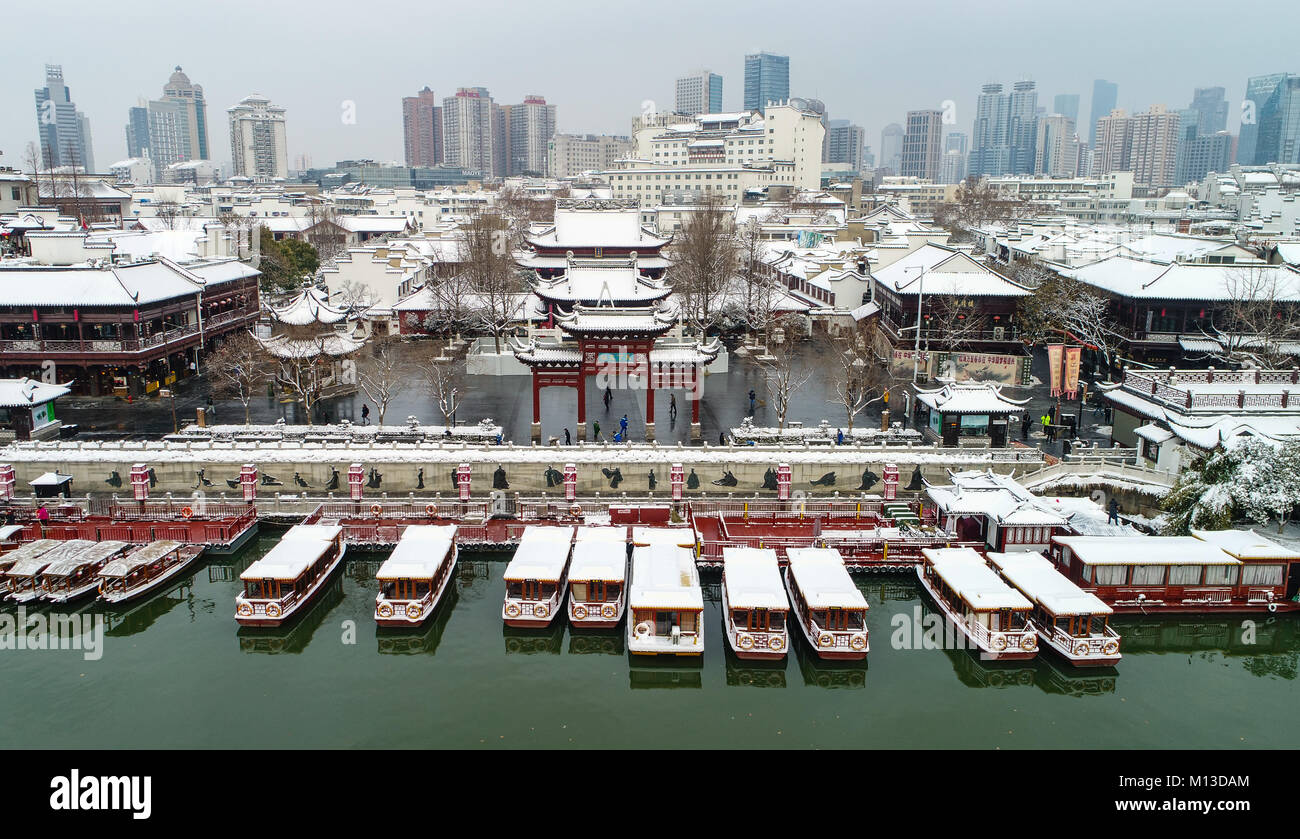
[50,341,1113,457]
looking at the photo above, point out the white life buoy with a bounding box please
[738,633,754,650]
[377,602,393,619]
[573,604,588,620]
[569,503,582,517]
[850,634,867,652]
[405,603,422,620]
[1268,602,1279,613]
[425,503,438,517]
[992,635,1008,651]
[601,604,616,620]
[1103,640,1120,656]
[768,635,785,652]
[817,631,834,648]
[534,603,549,619]
[237,602,253,617]
[634,621,652,639]
[1021,634,1037,651]
[370,503,383,516]
[265,602,282,619]
[505,602,521,619]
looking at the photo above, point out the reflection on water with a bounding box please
[567,629,624,656]
[377,587,458,656]
[944,647,1037,689]
[724,651,787,689]
[1035,654,1118,697]
[103,581,195,636]
[793,639,867,689]
[1118,615,1299,681]
[628,654,703,689]
[236,575,344,655]
[503,621,564,655]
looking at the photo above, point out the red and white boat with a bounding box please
[627,542,704,656]
[784,547,869,659]
[1049,532,1300,614]
[567,526,628,629]
[502,526,573,627]
[722,547,791,660]
[40,540,132,604]
[988,551,1120,667]
[236,525,346,627]
[3,539,96,603]
[98,541,206,605]
[917,547,1038,660]
[374,525,458,627]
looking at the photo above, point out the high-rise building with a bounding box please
[939,149,967,185]
[34,64,95,171]
[1034,114,1079,177]
[125,104,150,160]
[504,96,557,176]
[970,83,1010,176]
[1189,86,1228,136]
[1008,80,1039,174]
[1255,75,1300,165]
[1179,130,1233,182]
[945,131,968,155]
[1053,93,1080,125]
[901,110,943,180]
[227,94,288,182]
[743,52,789,110]
[160,66,210,160]
[1092,109,1133,176]
[1240,73,1294,165]
[402,87,442,167]
[824,119,865,172]
[879,123,904,174]
[441,87,499,177]
[1089,79,1118,147]
[123,67,211,183]
[548,133,636,179]
[675,70,722,115]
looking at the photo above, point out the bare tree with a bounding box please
[154,200,182,230]
[355,335,408,425]
[931,177,1032,240]
[667,192,737,335]
[757,325,814,431]
[332,278,380,319]
[266,336,358,427]
[304,201,345,264]
[925,279,989,352]
[1199,266,1300,367]
[421,349,464,426]
[461,212,521,354]
[732,218,782,347]
[824,328,893,432]
[1018,273,1127,369]
[207,332,272,425]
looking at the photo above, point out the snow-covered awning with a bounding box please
[913,380,1029,415]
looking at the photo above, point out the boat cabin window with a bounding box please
[1168,565,1203,586]
[572,582,588,601]
[988,608,1026,631]
[509,580,554,600]
[814,608,862,631]
[1131,565,1165,586]
[1090,565,1127,586]
[1242,565,1284,587]
[1205,565,1239,586]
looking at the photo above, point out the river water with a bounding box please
[2,528,1296,749]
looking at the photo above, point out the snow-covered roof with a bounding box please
[986,551,1111,616]
[241,525,341,580]
[375,525,457,580]
[42,540,129,577]
[528,201,668,249]
[28,471,73,486]
[503,525,573,581]
[1191,529,1300,561]
[99,541,187,578]
[1062,257,1300,302]
[785,547,868,610]
[913,380,1030,415]
[0,258,258,308]
[254,332,366,359]
[922,547,1033,611]
[1134,423,1175,444]
[629,543,703,610]
[1053,535,1242,566]
[925,470,1069,527]
[534,262,671,304]
[568,540,628,583]
[0,539,59,568]
[722,547,788,610]
[6,539,94,577]
[874,244,1032,298]
[269,288,350,325]
[0,378,71,408]
[631,526,696,547]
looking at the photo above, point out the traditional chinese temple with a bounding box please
[510,199,720,442]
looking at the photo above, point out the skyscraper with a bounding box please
[125,104,150,160]
[504,95,557,176]
[1092,109,1133,176]
[1053,93,1080,125]
[824,119,865,172]
[402,87,442,167]
[1189,87,1228,136]
[34,64,95,171]
[1089,79,1118,147]
[1034,114,1079,177]
[675,70,722,115]
[160,66,210,160]
[901,110,943,180]
[442,87,498,177]
[1008,80,1039,173]
[1240,74,1293,165]
[970,83,1010,176]
[879,123,904,174]
[1255,76,1300,165]
[227,94,288,181]
[743,52,789,110]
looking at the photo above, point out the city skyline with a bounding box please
[5,0,1299,173]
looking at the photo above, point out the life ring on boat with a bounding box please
[405,603,422,620]
[534,603,549,619]
[1020,634,1037,652]
[425,503,438,517]
[265,603,282,619]
[768,635,785,652]
[817,631,834,648]
[180,506,194,519]
[370,503,383,517]
[850,634,867,652]
[634,621,653,639]
[992,635,1008,651]
[237,602,253,617]
[1268,602,1279,613]
[738,633,754,650]
[573,604,588,620]
[1103,640,1120,656]
[377,602,393,618]
[505,602,521,619]
[601,604,616,620]
[1074,643,1090,657]
[569,503,582,517]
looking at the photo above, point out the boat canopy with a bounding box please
[241,525,341,581]
[922,547,1032,611]
[0,524,24,541]
[1054,535,1241,566]
[987,551,1111,617]
[42,540,129,577]
[569,541,628,583]
[0,539,60,567]
[100,541,186,578]
[504,526,573,582]
[6,539,95,577]
[723,547,788,610]
[786,547,868,610]
[1190,529,1300,562]
[632,526,695,548]
[630,544,703,610]
[376,525,457,580]
[575,526,627,543]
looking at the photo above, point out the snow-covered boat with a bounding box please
[988,551,1120,667]
[3,539,96,603]
[0,538,58,579]
[236,525,346,627]
[98,541,206,604]
[917,547,1038,660]
[502,526,573,627]
[784,547,869,659]
[374,525,458,627]
[627,543,704,656]
[39,540,131,604]
[567,526,628,629]
[722,547,790,660]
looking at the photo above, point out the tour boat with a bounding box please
[502,525,573,627]
[987,551,1120,667]
[0,538,58,579]
[98,541,206,605]
[917,547,1038,660]
[40,540,132,604]
[374,525,458,627]
[631,526,696,548]
[1049,533,1299,614]
[567,526,629,629]
[0,524,24,554]
[627,543,704,656]
[235,524,346,627]
[4,539,96,603]
[721,547,791,660]
[784,547,870,659]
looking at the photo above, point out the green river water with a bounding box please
[2,528,1297,749]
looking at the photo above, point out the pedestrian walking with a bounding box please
[564,427,571,445]
[1021,412,1030,440]
[619,414,628,437]
[720,431,728,445]
[593,420,601,441]
[603,386,612,409]
[361,403,371,425]
[669,393,677,420]
[748,389,756,414]
[37,504,49,537]
[1107,498,1120,525]
[836,429,844,445]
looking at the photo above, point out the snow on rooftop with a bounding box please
[722,547,788,610]
[922,547,1032,611]
[503,525,573,581]
[1053,535,1242,565]
[241,525,340,580]
[568,539,628,583]
[375,525,457,579]
[0,378,71,408]
[629,543,702,610]
[986,551,1111,616]
[1191,528,1300,561]
[785,547,868,610]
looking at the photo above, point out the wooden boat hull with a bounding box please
[99,547,204,605]
[236,547,346,628]
[782,569,868,660]
[375,547,457,627]
[722,586,788,660]
[916,566,1037,661]
[43,580,100,604]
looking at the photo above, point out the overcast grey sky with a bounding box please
[5,0,1298,171]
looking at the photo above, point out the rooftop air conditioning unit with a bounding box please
[993,326,1005,340]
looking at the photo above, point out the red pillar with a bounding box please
[645,369,655,420]
[531,373,541,424]
[576,373,586,438]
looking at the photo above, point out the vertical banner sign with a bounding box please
[1063,346,1082,400]
[1046,344,1064,398]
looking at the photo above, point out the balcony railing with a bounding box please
[0,309,257,355]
